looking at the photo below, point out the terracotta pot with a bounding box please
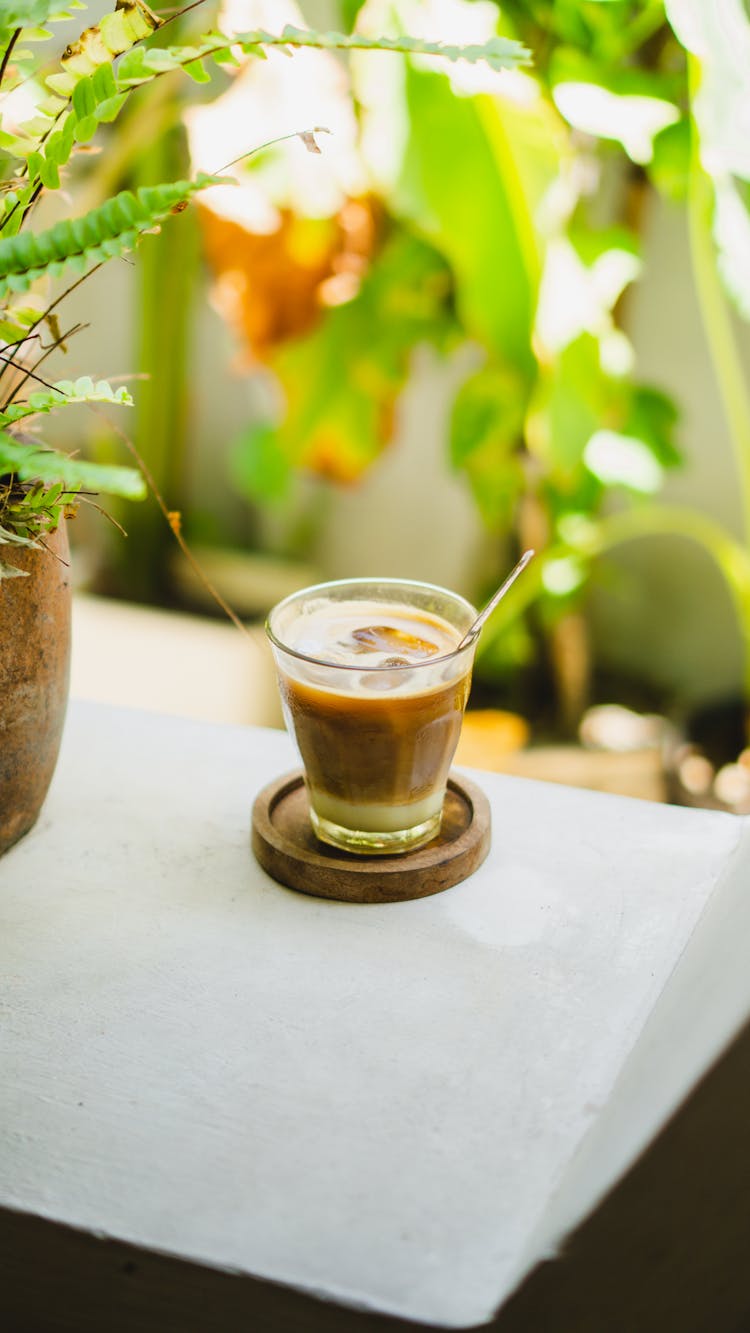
[0,523,71,855]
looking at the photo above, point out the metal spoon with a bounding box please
[456,549,536,651]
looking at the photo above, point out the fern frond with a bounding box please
[45,1,162,98]
[0,174,226,297]
[114,25,529,90]
[0,474,74,575]
[0,430,146,497]
[0,375,133,426]
[2,16,526,215]
[265,25,529,71]
[0,3,160,210]
[2,3,61,41]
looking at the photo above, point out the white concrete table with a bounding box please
[2,701,749,1332]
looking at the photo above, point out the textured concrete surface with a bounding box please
[0,702,744,1327]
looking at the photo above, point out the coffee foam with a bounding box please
[282,598,461,669]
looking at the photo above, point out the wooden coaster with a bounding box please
[251,771,491,904]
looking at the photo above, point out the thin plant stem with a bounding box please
[160,0,211,28]
[0,353,60,394]
[0,29,21,86]
[214,128,331,175]
[34,264,104,332]
[0,269,101,391]
[1,323,88,409]
[91,406,253,641]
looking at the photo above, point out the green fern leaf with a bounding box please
[0,431,146,498]
[0,376,133,426]
[113,25,528,90]
[183,57,211,84]
[0,303,39,343]
[4,4,163,195]
[2,3,59,37]
[238,25,530,71]
[0,174,227,297]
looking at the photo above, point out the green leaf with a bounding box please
[2,3,43,23]
[0,175,228,297]
[449,365,527,530]
[649,118,691,201]
[230,424,291,503]
[92,60,117,101]
[94,92,128,123]
[73,113,97,142]
[261,232,456,484]
[183,57,210,84]
[528,333,616,485]
[51,11,146,82]
[458,435,526,531]
[0,303,40,343]
[397,65,543,376]
[269,24,529,70]
[0,431,146,498]
[624,385,681,468]
[45,126,73,166]
[19,26,53,41]
[2,2,59,32]
[38,153,60,188]
[0,375,134,426]
[339,1,366,34]
[450,365,527,468]
[72,74,96,119]
[111,22,528,91]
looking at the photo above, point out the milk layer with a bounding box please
[308,786,444,833]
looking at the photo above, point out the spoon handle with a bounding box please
[457,549,535,651]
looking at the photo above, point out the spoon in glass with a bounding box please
[456,549,536,651]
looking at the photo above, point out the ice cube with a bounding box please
[348,625,439,658]
[360,658,414,691]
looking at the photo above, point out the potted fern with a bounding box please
[0,0,527,853]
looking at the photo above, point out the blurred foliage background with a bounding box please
[20,0,750,735]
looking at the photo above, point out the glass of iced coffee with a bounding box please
[266,578,478,855]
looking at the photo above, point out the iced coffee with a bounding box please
[266,579,477,854]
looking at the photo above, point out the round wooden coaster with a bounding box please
[251,771,491,904]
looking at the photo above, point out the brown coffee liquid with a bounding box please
[279,669,472,808]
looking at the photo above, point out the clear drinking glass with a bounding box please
[266,578,478,855]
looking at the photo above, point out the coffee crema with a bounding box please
[283,599,461,677]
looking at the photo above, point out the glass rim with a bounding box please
[265,576,477,673]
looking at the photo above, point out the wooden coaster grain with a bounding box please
[251,773,492,906]
[251,771,491,904]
